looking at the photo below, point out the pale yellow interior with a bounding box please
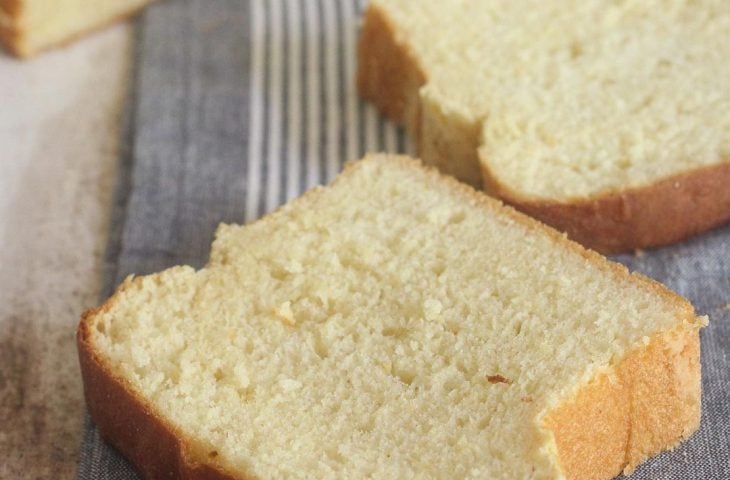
[373,0,730,199]
[89,156,698,479]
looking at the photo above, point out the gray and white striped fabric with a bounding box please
[77,0,729,478]
[244,0,413,222]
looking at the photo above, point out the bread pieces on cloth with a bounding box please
[358,0,730,252]
[79,155,706,480]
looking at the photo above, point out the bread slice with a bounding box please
[357,0,730,252]
[78,155,705,479]
[0,0,155,57]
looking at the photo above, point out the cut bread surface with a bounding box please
[358,0,730,251]
[80,155,704,479]
[0,0,155,57]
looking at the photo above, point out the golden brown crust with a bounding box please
[484,162,730,253]
[357,3,730,253]
[0,0,20,16]
[0,0,23,56]
[0,0,154,58]
[545,327,701,480]
[0,25,21,57]
[356,4,426,138]
[78,303,250,480]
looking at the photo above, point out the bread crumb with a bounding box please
[634,249,645,258]
[274,301,296,325]
[423,298,443,321]
[286,260,304,274]
[279,378,302,391]
[234,364,250,388]
[487,375,512,385]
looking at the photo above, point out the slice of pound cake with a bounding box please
[78,155,706,479]
[0,0,155,57]
[357,0,730,252]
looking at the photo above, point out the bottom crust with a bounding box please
[486,163,730,254]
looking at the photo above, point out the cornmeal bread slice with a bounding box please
[0,0,155,57]
[78,155,705,479]
[358,0,730,252]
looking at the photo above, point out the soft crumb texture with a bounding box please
[86,156,702,479]
[368,0,729,200]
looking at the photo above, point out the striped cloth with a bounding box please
[77,0,729,478]
[244,0,413,223]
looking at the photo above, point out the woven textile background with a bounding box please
[78,0,729,478]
